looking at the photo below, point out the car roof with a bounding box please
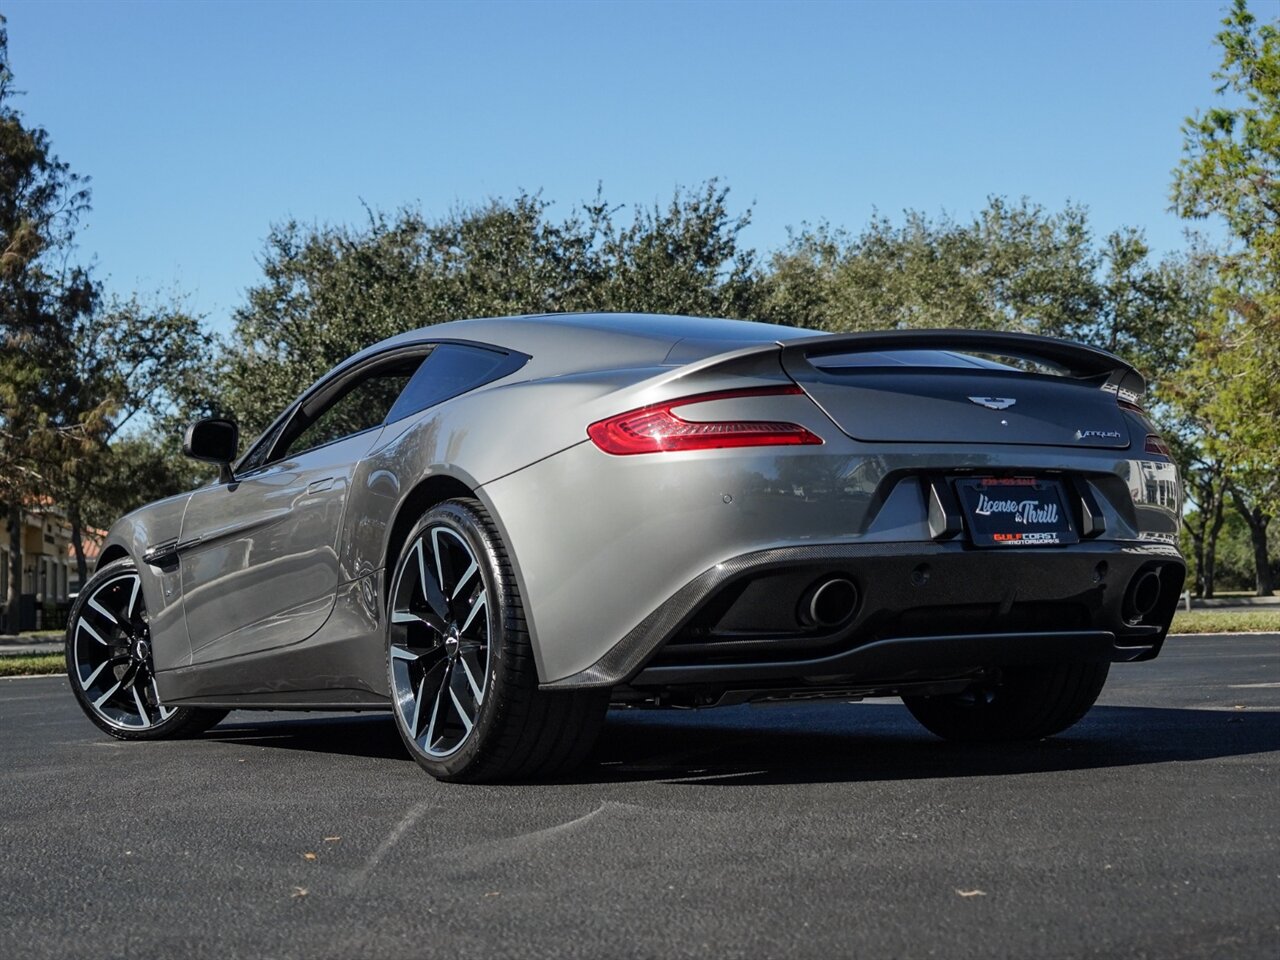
[345,312,1052,382]
[351,312,817,375]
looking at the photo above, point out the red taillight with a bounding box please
[587,385,823,455]
[1144,434,1171,457]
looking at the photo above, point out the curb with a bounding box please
[1168,630,1280,638]
[0,673,63,680]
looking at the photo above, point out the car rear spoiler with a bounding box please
[776,329,1147,404]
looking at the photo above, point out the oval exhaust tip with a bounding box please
[806,577,859,628]
[1125,570,1162,623]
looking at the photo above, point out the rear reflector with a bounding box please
[588,385,823,455]
[1144,434,1171,457]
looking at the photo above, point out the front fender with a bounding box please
[100,492,194,673]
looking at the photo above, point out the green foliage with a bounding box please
[1171,0,1280,593]
[0,14,101,617]
[222,182,761,435]
[0,22,212,585]
[56,293,213,527]
[0,653,63,677]
[1182,504,1280,592]
[85,428,211,524]
[759,200,1096,334]
[757,199,1199,404]
[1171,0,1279,472]
[1172,0,1280,279]
[0,15,97,509]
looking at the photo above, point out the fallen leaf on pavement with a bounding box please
[303,852,317,862]
[956,889,987,897]
[292,887,309,899]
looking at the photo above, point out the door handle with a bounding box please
[307,477,335,494]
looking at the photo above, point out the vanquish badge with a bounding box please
[1076,429,1123,441]
[968,396,1016,410]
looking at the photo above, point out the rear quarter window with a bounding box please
[385,343,522,424]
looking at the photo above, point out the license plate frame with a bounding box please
[955,476,1079,547]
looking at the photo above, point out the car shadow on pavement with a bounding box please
[199,701,1280,785]
[578,703,1280,785]
[205,714,413,761]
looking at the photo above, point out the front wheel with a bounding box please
[387,498,608,782]
[66,558,227,740]
[902,660,1110,742]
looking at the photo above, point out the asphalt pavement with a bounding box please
[1,634,1277,960]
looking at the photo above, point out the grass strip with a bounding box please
[0,653,64,677]
[1170,608,1280,635]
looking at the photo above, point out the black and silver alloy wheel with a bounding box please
[66,557,226,741]
[389,523,491,758]
[70,571,174,730]
[386,499,609,782]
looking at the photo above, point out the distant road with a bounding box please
[2,634,1277,960]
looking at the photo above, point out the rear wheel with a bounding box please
[66,558,227,740]
[387,498,608,782]
[902,660,1110,742]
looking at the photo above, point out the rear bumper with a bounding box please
[542,539,1185,691]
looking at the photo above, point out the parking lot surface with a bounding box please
[1,634,1277,959]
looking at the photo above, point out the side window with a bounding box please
[277,357,422,461]
[385,343,516,424]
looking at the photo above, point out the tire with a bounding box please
[66,557,228,741]
[902,660,1110,743]
[386,498,608,782]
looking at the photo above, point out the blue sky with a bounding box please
[6,0,1232,333]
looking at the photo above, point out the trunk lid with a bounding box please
[778,331,1141,450]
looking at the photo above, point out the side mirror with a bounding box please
[183,417,239,484]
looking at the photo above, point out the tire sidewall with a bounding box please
[65,556,194,740]
[386,500,518,779]
[903,660,1110,742]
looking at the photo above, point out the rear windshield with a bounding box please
[813,348,1069,377]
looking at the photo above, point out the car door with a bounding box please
[179,350,426,664]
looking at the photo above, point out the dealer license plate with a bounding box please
[955,477,1079,547]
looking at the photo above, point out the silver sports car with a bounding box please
[66,313,1185,781]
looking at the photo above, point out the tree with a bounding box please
[758,198,1198,394]
[0,16,96,624]
[222,182,762,436]
[1229,474,1277,596]
[758,199,1099,335]
[42,293,212,583]
[583,180,759,317]
[1062,234,1205,408]
[1178,303,1278,595]
[82,428,209,537]
[1172,0,1280,595]
[1170,430,1230,598]
[1172,0,1280,293]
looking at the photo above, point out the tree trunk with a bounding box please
[1230,490,1275,597]
[6,503,21,632]
[1188,526,1206,597]
[68,503,88,588]
[1203,493,1226,599]
[1246,518,1274,597]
